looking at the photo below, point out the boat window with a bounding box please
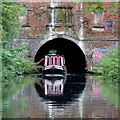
[51,57,53,65]
[47,56,49,66]
[55,86,57,94]
[59,57,61,66]
[51,85,53,93]
[55,57,57,65]
[59,85,61,93]
[47,85,49,94]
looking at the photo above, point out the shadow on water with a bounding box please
[34,74,86,105]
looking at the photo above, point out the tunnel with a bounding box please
[34,38,87,74]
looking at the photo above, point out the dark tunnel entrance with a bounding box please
[34,38,87,74]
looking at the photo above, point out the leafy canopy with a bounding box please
[69,1,118,14]
[1,2,34,81]
[1,2,26,46]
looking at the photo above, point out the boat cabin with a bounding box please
[43,54,66,74]
[44,54,65,66]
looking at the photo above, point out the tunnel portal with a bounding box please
[34,38,87,74]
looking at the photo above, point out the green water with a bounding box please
[2,74,118,118]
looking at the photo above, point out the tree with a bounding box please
[85,2,118,14]
[70,1,119,14]
[93,44,119,85]
[1,2,26,47]
[1,2,34,81]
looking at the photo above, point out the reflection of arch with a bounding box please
[34,33,87,74]
[34,75,86,104]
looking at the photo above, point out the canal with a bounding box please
[2,74,118,118]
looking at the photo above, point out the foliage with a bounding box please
[69,1,118,14]
[85,2,118,14]
[1,2,26,47]
[26,33,46,38]
[85,2,104,14]
[2,47,34,82]
[48,49,57,54]
[1,2,35,85]
[93,44,119,84]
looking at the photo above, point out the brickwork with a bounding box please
[19,2,118,39]
[73,2,118,38]
[17,1,119,72]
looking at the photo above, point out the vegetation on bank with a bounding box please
[1,2,35,87]
[2,47,34,81]
[93,43,119,85]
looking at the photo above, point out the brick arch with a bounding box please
[34,32,87,73]
[34,32,85,57]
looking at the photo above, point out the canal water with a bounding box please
[2,74,118,118]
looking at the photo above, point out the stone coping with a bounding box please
[15,36,119,41]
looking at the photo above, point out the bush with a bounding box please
[2,48,34,83]
[1,2,35,85]
[93,44,119,84]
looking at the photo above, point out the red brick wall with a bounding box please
[19,2,118,38]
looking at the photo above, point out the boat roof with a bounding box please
[45,54,64,57]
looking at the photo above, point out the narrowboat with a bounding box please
[42,54,67,75]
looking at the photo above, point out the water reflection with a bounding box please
[90,76,101,98]
[35,74,86,104]
[34,74,86,118]
[44,78,64,96]
[3,74,118,118]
